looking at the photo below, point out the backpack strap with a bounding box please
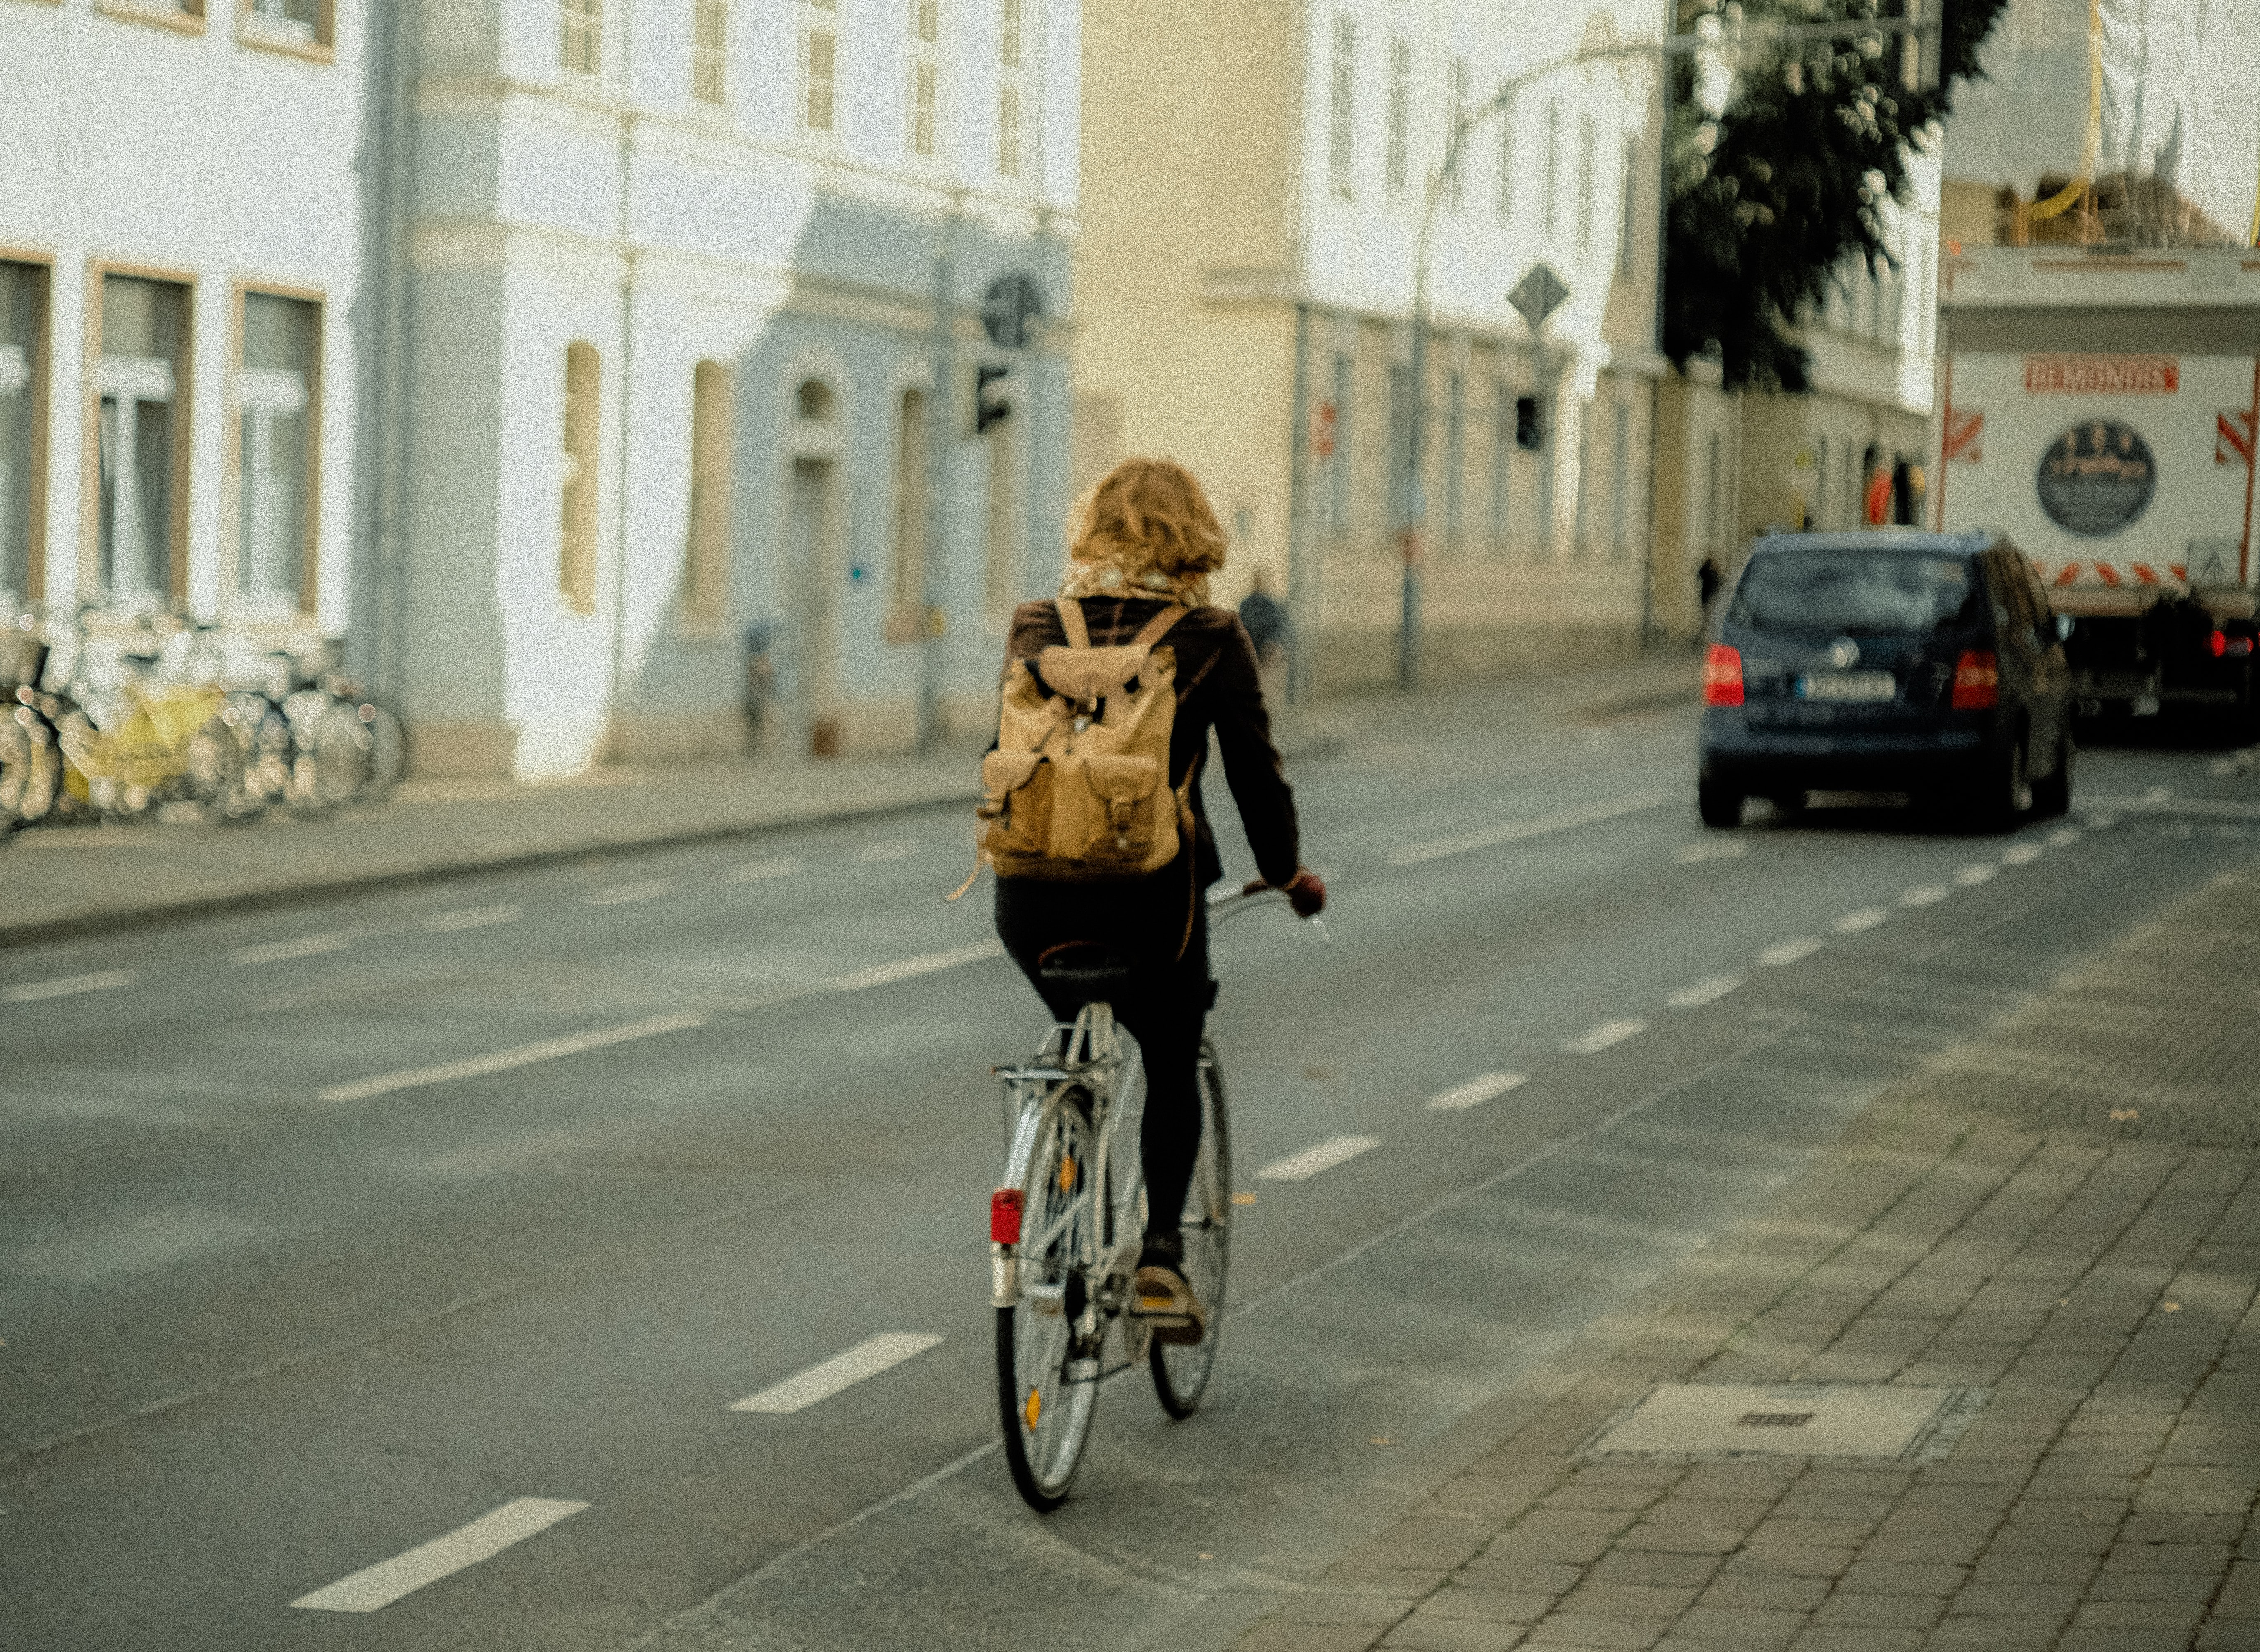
[1129,604,1189,651]
[1055,597,1091,648]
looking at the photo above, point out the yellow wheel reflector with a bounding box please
[1057,1156,1076,1194]
[1024,1389,1042,1429]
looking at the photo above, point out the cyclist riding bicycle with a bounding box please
[991,457,1325,1343]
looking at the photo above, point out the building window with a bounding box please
[1496,98,1513,224]
[1329,13,1354,199]
[561,0,599,75]
[1618,136,1637,278]
[1576,113,1595,255]
[560,342,600,615]
[1609,400,1630,559]
[95,275,189,609]
[1328,351,1352,539]
[693,0,728,104]
[1386,35,1410,201]
[909,0,940,158]
[242,0,331,49]
[1542,98,1559,236]
[1444,371,1464,550]
[1445,58,1468,211]
[893,386,927,629]
[684,361,733,626]
[801,0,837,134]
[235,293,318,615]
[998,0,1025,179]
[1490,379,1511,556]
[1386,362,1411,534]
[0,263,47,608]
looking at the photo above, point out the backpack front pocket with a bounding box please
[1055,753,1169,864]
[979,750,1050,862]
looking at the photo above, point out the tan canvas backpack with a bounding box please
[974,598,1191,881]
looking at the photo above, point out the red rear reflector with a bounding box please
[1952,650,2000,710]
[2210,630,2229,658]
[1702,643,1744,707]
[989,1188,1024,1245]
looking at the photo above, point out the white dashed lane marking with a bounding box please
[290,1498,589,1612]
[1831,908,1892,935]
[853,840,918,864]
[1257,1134,1383,1182]
[728,1333,945,1415]
[2,968,139,1004]
[586,879,673,907]
[727,857,803,883]
[231,933,347,966]
[1673,840,1749,864]
[1899,884,1949,908]
[1385,790,1672,868]
[1560,1018,1647,1055]
[1757,938,1823,968]
[1666,975,1743,1009]
[2045,827,2082,847]
[1952,865,1998,888]
[1423,1072,1527,1112]
[827,940,1005,992]
[423,904,523,932]
[2002,843,2044,866]
[317,1011,708,1104]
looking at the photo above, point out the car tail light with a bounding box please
[989,1187,1024,1245]
[1702,644,1744,707]
[2209,630,2256,659]
[1951,650,2000,710]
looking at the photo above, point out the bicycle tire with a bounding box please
[1150,1040,1231,1418]
[997,1091,1102,1512]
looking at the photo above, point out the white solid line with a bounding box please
[2,968,138,1004]
[1666,975,1743,1009]
[1560,1017,1647,1055]
[2044,827,2082,847]
[290,1497,589,1612]
[317,1011,708,1104]
[827,939,1005,992]
[729,1332,945,1415]
[853,840,917,864]
[1756,938,1823,968]
[1385,790,1673,867]
[231,932,348,966]
[1423,1071,1528,1112]
[1831,907,1892,935]
[587,879,673,906]
[2001,843,2044,866]
[1673,839,1749,864]
[1951,864,1998,887]
[423,904,523,932]
[1257,1133,1383,1182]
[727,857,803,883]
[1899,883,1950,908]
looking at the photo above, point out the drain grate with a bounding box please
[1579,1383,1989,1462]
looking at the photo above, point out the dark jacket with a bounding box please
[1003,596,1301,890]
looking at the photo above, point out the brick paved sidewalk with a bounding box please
[1233,866,2260,1652]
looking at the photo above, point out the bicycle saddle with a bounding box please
[1036,940,1137,1007]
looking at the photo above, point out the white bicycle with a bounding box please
[986,885,1323,1512]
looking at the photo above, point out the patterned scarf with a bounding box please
[1058,551,1212,609]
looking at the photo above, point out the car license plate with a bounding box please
[1797,671,1896,703]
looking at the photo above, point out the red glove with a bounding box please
[1243,869,1326,917]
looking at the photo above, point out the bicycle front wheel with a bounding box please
[1151,1040,1232,1418]
[997,1092,1101,1511]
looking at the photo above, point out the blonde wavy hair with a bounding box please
[1060,458,1228,606]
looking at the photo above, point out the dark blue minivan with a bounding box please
[1697,531,2075,831]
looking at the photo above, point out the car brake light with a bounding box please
[989,1187,1024,1245]
[2208,630,2256,659]
[1702,643,1744,707]
[1951,650,1999,710]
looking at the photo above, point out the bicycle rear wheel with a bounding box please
[1150,1040,1231,1418]
[997,1092,1101,1511]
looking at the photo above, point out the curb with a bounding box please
[0,732,1349,949]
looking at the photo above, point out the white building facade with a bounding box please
[384,0,1081,779]
[0,0,365,649]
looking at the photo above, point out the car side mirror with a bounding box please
[2054,614,2074,642]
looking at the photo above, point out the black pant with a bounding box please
[994,865,1212,1245]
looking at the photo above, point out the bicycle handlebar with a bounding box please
[1207,883,1332,946]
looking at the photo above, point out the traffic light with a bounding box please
[976,364,1011,434]
[1515,395,1542,451]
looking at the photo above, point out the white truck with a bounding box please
[1933,245,2260,726]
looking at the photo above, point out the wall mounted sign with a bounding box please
[2037,420,2156,536]
[2024,355,2179,395]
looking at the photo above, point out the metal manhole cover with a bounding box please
[1579,1384,1989,1462]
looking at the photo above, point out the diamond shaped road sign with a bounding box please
[1509,263,1570,332]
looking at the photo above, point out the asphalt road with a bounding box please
[4,695,2258,1652]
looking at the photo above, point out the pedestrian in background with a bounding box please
[1238,569,1290,699]
[1696,557,1723,642]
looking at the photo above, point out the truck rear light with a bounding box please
[1951,650,1999,710]
[2208,630,2255,659]
[989,1187,1024,1246]
[1702,644,1744,707]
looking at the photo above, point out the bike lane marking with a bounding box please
[1951,864,1998,888]
[1561,1018,1647,1054]
[1831,907,1892,935]
[727,857,804,883]
[1257,1135,1382,1182]
[1756,938,1823,968]
[587,879,674,907]
[316,1011,708,1103]
[1383,790,1673,868]
[1899,883,1950,908]
[232,933,348,966]
[290,1497,589,1613]
[422,904,523,932]
[2,968,139,1003]
[1666,975,1743,1009]
[1423,1073,1527,1112]
[729,1333,946,1415]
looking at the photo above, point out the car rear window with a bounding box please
[1729,551,1982,637]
